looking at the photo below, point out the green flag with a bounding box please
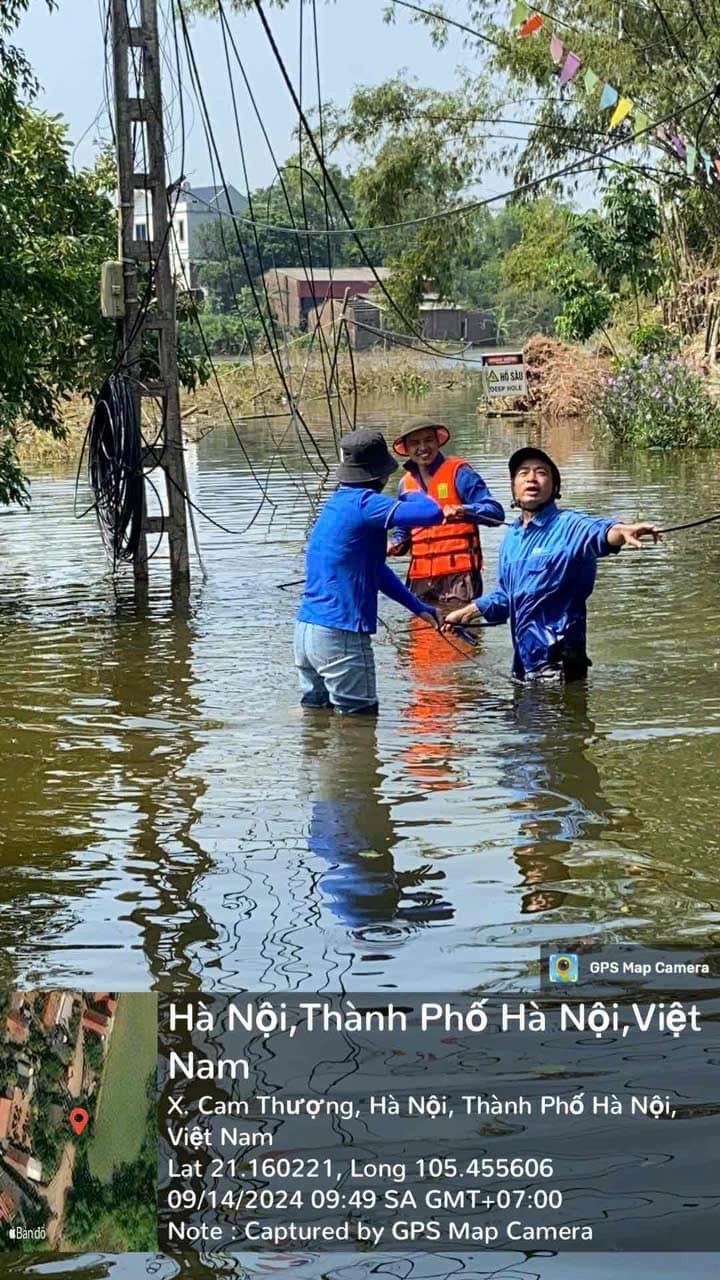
[686,144,697,177]
[633,108,649,136]
[511,0,529,25]
[583,68,600,94]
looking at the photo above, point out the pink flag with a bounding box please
[550,33,564,63]
[559,52,582,86]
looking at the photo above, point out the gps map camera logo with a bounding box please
[549,953,579,983]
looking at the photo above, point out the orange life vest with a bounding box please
[400,456,482,580]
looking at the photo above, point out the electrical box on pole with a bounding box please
[110,0,191,594]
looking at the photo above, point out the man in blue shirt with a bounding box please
[295,427,443,713]
[445,447,659,683]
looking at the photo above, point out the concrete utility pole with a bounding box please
[110,0,190,592]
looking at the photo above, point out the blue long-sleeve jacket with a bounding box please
[388,453,504,549]
[297,484,443,633]
[477,502,620,677]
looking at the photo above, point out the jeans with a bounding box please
[294,621,378,713]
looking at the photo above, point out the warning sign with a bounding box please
[481,351,527,400]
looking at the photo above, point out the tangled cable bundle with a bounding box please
[85,374,146,568]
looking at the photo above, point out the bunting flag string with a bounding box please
[509,3,714,182]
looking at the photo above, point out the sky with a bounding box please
[15,0,483,194]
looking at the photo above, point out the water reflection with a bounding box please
[1,397,720,991]
[501,683,647,923]
[398,616,473,793]
[301,714,453,932]
[0,588,212,989]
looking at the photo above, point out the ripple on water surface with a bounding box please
[1,403,720,990]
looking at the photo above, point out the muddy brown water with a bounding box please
[2,389,720,1276]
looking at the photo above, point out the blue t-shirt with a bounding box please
[476,502,619,676]
[297,484,443,633]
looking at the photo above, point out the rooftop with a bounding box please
[267,267,392,283]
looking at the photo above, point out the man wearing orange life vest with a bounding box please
[387,418,505,610]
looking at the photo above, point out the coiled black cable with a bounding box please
[85,373,146,568]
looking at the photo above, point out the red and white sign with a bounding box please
[481,351,527,400]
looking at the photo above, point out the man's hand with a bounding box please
[387,534,410,556]
[419,606,439,630]
[443,503,470,522]
[607,521,660,549]
[443,602,481,628]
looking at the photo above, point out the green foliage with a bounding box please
[550,255,613,343]
[63,1073,157,1252]
[390,369,430,395]
[83,1031,104,1076]
[572,172,661,321]
[331,78,486,325]
[595,355,720,446]
[194,160,371,312]
[629,321,680,355]
[0,77,115,502]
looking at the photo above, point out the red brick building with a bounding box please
[264,267,391,331]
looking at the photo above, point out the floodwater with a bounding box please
[2,391,720,991]
[2,390,720,1277]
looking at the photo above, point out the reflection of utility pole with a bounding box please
[110,0,190,592]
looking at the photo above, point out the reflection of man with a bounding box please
[447,448,659,682]
[301,716,453,929]
[387,418,504,611]
[507,682,618,917]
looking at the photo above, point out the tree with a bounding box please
[548,172,660,341]
[193,158,372,313]
[392,1,720,197]
[328,79,487,325]
[0,2,115,504]
[0,5,208,507]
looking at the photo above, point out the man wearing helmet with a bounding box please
[445,447,659,683]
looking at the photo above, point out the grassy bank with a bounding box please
[14,349,481,466]
[87,993,157,1183]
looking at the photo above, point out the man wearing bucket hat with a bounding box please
[295,427,444,713]
[444,446,659,683]
[387,417,505,611]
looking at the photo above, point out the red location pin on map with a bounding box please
[69,1107,89,1137]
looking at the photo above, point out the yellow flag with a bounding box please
[610,96,633,128]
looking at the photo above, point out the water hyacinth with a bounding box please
[593,353,720,447]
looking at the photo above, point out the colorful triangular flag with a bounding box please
[599,83,619,110]
[671,133,687,160]
[609,96,633,128]
[559,52,582,86]
[518,12,543,36]
[584,68,600,93]
[686,144,697,176]
[633,108,648,135]
[701,149,712,178]
[714,157,720,177]
[511,0,529,26]
[550,33,564,63]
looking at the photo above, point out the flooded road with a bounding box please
[1,391,720,992]
[3,391,720,1277]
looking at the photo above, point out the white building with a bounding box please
[132,183,246,285]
